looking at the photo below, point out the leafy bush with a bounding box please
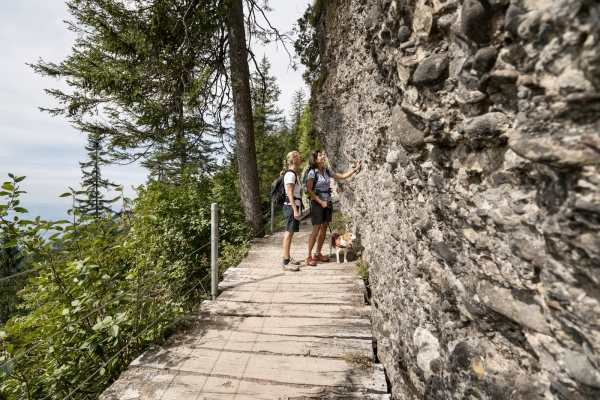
[0,172,252,399]
[331,213,352,234]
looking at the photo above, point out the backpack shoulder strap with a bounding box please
[284,169,298,185]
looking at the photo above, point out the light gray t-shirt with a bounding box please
[283,171,301,207]
[307,168,335,202]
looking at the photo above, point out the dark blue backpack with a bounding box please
[270,170,296,205]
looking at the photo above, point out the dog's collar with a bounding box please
[333,233,346,249]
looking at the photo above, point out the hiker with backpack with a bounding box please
[276,150,303,271]
[305,150,362,266]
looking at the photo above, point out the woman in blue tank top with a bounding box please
[304,150,362,265]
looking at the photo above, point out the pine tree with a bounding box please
[31,0,231,180]
[77,133,118,218]
[276,117,291,154]
[278,116,291,140]
[288,88,307,150]
[250,55,285,197]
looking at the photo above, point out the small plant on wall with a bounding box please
[355,258,371,305]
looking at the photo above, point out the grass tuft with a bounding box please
[343,353,373,367]
[355,258,371,304]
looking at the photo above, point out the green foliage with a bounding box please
[297,103,321,161]
[294,0,337,92]
[331,213,352,234]
[311,0,326,25]
[0,172,251,399]
[294,5,321,86]
[355,258,371,305]
[323,1,338,30]
[311,68,329,94]
[219,241,252,274]
[310,0,337,29]
[355,258,369,286]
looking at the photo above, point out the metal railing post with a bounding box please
[211,203,218,301]
[270,201,274,234]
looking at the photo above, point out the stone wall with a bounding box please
[311,0,600,398]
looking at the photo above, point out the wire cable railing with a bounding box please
[58,272,212,400]
[0,201,274,399]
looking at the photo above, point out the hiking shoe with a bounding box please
[314,253,330,262]
[305,256,317,266]
[288,257,301,265]
[282,260,300,271]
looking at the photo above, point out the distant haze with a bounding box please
[0,0,309,220]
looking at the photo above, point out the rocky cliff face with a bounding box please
[311,0,600,398]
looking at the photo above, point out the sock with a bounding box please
[283,258,290,265]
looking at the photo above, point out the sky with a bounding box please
[0,0,310,220]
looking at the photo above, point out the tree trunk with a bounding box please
[226,0,264,237]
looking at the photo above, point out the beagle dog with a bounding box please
[329,232,356,264]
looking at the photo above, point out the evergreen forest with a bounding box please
[0,0,321,398]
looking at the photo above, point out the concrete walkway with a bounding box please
[100,228,390,399]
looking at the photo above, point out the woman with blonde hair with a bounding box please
[281,151,303,271]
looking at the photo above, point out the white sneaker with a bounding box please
[282,261,300,271]
[288,257,301,265]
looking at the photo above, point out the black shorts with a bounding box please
[283,204,300,232]
[310,199,332,225]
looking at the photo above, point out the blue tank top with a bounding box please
[307,168,334,202]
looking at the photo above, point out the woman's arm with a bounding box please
[307,178,327,208]
[332,160,363,180]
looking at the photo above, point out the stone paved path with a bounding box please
[100,228,390,399]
